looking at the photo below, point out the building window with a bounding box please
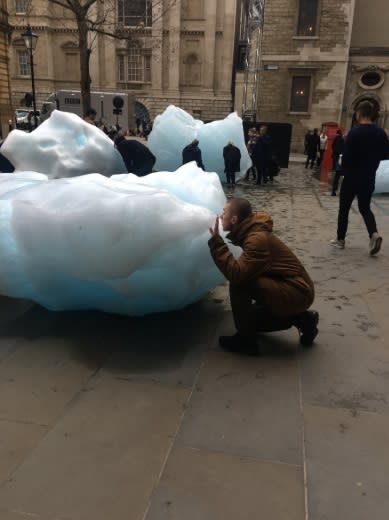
[127,46,142,81]
[237,43,247,71]
[15,0,28,13]
[117,0,152,27]
[359,71,384,90]
[118,54,125,81]
[297,0,319,36]
[144,54,151,83]
[18,50,30,76]
[290,76,311,112]
[117,49,151,83]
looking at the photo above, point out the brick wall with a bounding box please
[258,0,355,152]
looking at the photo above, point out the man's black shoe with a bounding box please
[294,311,319,347]
[219,333,259,356]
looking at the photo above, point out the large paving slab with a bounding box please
[304,404,389,520]
[145,445,305,520]
[301,332,389,413]
[0,420,47,484]
[177,350,303,465]
[101,301,222,387]
[0,337,99,426]
[0,375,190,520]
[1,163,389,520]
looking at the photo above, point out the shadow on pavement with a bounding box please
[0,298,223,374]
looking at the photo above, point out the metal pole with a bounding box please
[30,46,38,130]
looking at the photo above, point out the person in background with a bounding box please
[252,126,271,185]
[261,126,273,183]
[331,130,345,196]
[115,133,156,176]
[304,130,311,156]
[0,139,14,173]
[208,197,319,355]
[331,153,343,196]
[305,128,320,169]
[332,129,345,171]
[182,139,205,170]
[318,129,328,166]
[223,141,241,188]
[244,127,257,181]
[84,108,97,126]
[330,101,389,255]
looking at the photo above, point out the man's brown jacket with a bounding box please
[208,212,314,316]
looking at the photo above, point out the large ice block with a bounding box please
[1,110,127,178]
[148,105,252,180]
[374,160,389,194]
[0,165,238,316]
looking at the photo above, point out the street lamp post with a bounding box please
[22,24,38,131]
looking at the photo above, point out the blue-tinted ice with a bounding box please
[0,110,239,316]
[148,105,252,181]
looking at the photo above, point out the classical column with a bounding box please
[167,0,181,94]
[151,0,163,92]
[218,0,237,96]
[203,0,217,92]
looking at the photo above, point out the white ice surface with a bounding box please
[374,160,389,194]
[148,105,252,180]
[0,166,237,316]
[1,110,127,178]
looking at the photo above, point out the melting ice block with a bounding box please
[1,110,127,178]
[0,165,238,316]
[148,105,252,181]
[374,160,389,194]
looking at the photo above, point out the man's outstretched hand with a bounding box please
[209,216,220,237]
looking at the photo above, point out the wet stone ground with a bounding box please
[1,159,389,519]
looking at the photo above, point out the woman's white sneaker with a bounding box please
[369,233,382,256]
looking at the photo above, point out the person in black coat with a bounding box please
[223,141,241,186]
[305,128,320,169]
[182,139,205,170]
[252,126,272,185]
[331,130,345,196]
[330,101,389,255]
[0,140,14,173]
[115,134,156,176]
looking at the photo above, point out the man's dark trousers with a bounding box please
[337,178,377,240]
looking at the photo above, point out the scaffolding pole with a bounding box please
[241,0,265,122]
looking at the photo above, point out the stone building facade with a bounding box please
[0,0,12,138]
[235,0,389,152]
[235,0,356,151]
[342,0,389,130]
[7,0,238,125]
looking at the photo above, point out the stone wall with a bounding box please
[7,0,238,126]
[257,0,356,151]
[0,0,12,138]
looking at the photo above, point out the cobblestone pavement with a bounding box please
[1,160,389,519]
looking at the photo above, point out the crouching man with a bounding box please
[208,197,319,355]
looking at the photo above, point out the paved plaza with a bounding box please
[1,160,389,519]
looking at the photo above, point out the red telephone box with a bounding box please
[320,122,343,184]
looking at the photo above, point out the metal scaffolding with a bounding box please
[240,0,265,121]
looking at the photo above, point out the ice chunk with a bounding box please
[112,162,225,214]
[148,105,251,181]
[0,165,238,316]
[1,110,127,178]
[374,160,389,194]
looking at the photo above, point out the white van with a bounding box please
[42,90,130,129]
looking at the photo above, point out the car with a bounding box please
[14,109,41,130]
